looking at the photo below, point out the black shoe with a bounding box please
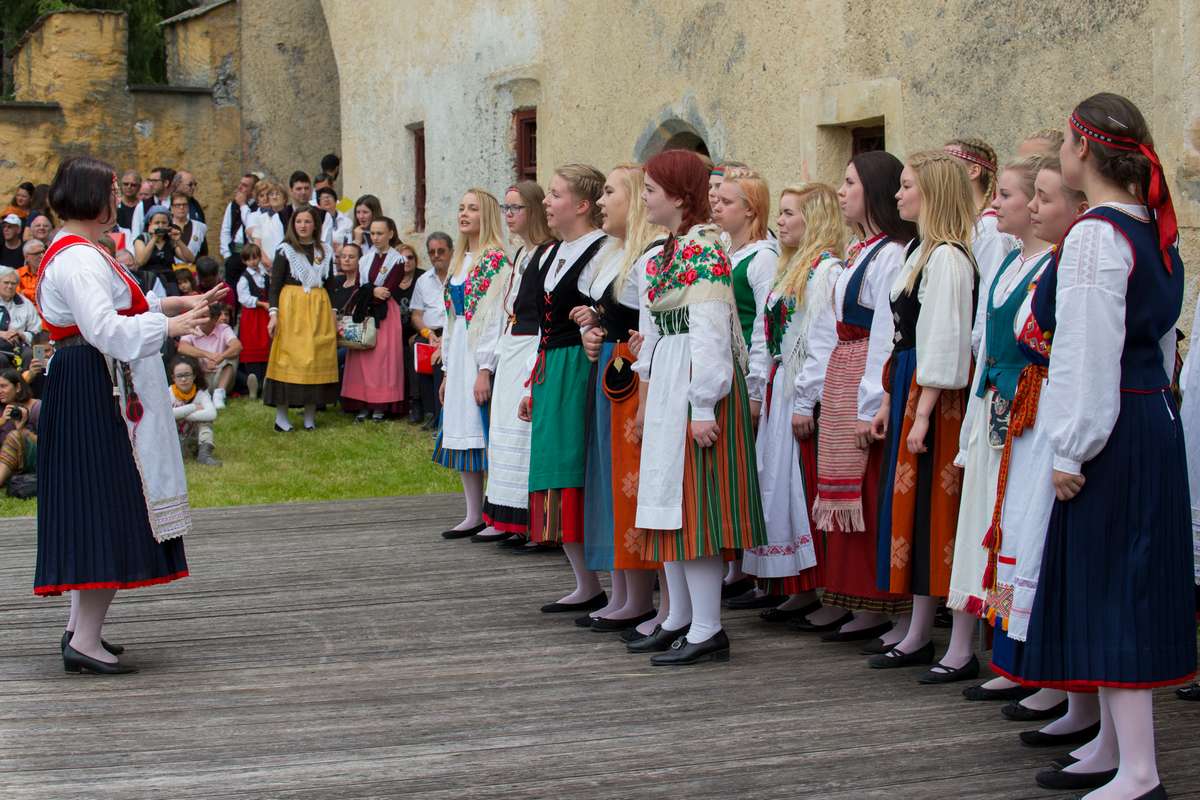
[789,611,853,633]
[1175,681,1200,701]
[497,534,528,549]
[933,605,953,628]
[1002,698,1069,721]
[725,590,778,610]
[918,654,980,684]
[574,613,598,628]
[303,424,316,432]
[1131,786,1167,800]
[867,641,935,669]
[651,629,730,666]
[511,543,557,555]
[592,610,657,633]
[859,638,896,655]
[63,643,138,675]
[442,523,487,540]
[620,627,650,643]
[540,592,606,614]
[1034,767,1117,791]
[1020,721,1101,748]
[1051,755,1079,770]
[62,631,124,656]
[821,621,893,643]
[626,624,689,653]
[274,423,293,432]
[470,530,509,543]
[721,577,755,599]
[962,683,1037,702]
[759,601,822,622]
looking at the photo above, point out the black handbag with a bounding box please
[601,350,637,402]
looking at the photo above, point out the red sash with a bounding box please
[36,234,150,341]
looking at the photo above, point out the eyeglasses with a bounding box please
[121,181,139,187]
[174,372,194,379]
[501,204,526,214]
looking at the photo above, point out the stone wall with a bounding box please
[323,0,1200,319]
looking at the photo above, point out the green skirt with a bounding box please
[529,345,590,492]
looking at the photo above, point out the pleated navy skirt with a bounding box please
[1018,389,1196,689]
[34,344,187,596]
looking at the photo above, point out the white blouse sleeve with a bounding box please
[58,251,168,362]
[473,300,504,373]
[187,390,218,423]
[236,275,256,310]
[795,272,841,415]
[915,246,974,389]
[858,246,903,422]
[687,300,734,421]
[1042,220,1131,475]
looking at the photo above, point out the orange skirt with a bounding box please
[609,343,659,570]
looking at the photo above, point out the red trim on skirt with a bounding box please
[35,569,190,597]
[529,488,585,544]
[757,435,824,595]
[483,513,528,535]
[986,661,1184,692]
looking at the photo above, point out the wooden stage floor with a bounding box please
[1,495,1198,799]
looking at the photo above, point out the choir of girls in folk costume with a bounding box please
[428,91,1197,797]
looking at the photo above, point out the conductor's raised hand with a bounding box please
[167,301,211,339]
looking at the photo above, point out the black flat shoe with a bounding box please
[859,638,896,655]
[759,601,822,622]
[470,530,510,543]
[620,627,650,643]
[626,624,688,653]
[62,631,125,656]
[1130,786,1167,800]
[962,683,1036,702]
[1020,721,1101,748]
[592,610,657,633]
[575,613,598,628]
[933,605,953,628]
[63,644,137,675]
[1034,767,1117,791]
[1002,698,1069,721]
[651,629,730,666]
[867,641,935,669]
[725,590,778,610]
[497,534,528,549]
[441,523,487,540]
[303,424,317,432]
[1052,755,1079,770]
[918,654,980,684]
[274,423,293,432]
[721,578,755,599]
[510,543,558,555]
[821,621,893,643]
[1175,682,1200,701]
[789,611,854,633]
[540,592,606,614]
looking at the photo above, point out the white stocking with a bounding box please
[274,405,292,430]
[661,561,692,631]
[455,471,483,529]
[303,403,316,428]
[881,613,909,646]
[776,591,818,612]
[1020,687,1068,712]
[558,542,602,603]
[594,571,627,618]
[930,609,976,671]
[68,588,117,664]
[1040,690,1100,736]
[1079,688,1159,798]
[66,589,80,632]
[724,559,748,584]
[1066,689,1119,775]
[839,610,888,633]
[979,676,1020,691]
[638,568,670,635]
[612,569,656,619]
[889,595,935,654]
[683,556,725,644]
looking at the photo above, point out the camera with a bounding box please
[153,226,169,238]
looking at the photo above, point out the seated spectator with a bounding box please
[25,214,52,248]
[169,356,221,467]
[22,332,50,399]
[1,182,34,223]
[177,304,241,409]
[134,206,190,293]
[26,185,55,231]
[175,269,198,295]
[0,368,40,491]
[0,268,40,368]
[195,257,235,321]
[235,242,271,399]
[169,192,206,263]
[17,240,44,302]
[409,231,451,430]
[1,214,24,267]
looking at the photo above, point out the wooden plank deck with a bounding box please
[0,495,1197,799]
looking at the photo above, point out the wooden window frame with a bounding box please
[514,109,537,182]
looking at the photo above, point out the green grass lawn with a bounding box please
[0,400,460,517]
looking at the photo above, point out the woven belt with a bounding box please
[53,335,89,348]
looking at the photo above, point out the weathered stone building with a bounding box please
[0,0,340,252]
[323,0,1200,299]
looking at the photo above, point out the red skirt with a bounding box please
[530,488,584,544]
[239,306,272,364]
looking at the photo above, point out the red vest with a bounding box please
[36,234,150,341]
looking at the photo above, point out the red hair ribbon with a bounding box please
[945,148,997,174]
[710,167,725,177]
[1070,112,1177,274]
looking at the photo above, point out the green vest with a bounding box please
[975,249,1050,401]
[731,253,757,347]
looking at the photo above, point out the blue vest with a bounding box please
[975,248,1049,401]
[842,238,890,330]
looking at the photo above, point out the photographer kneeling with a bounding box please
[133,206,192,295]
[0,369,39,495]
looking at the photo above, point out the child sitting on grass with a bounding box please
[169,355,222,467]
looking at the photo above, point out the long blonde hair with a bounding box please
[451,188,505,277]
[906,151,976,292]
[610,163,667,291]
[775,184,847,304]
[721,168,769,243]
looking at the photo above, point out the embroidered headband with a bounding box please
[1070,112,1178,273]
[710,168,725,177]
[945,148,997,173]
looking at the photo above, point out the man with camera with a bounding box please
[0,268,40,369]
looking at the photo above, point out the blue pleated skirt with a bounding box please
[35,345,188,596]
[583,343,616,572]
[875,349,916,591]
[1018,389,1196,689]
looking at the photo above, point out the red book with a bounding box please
[414,341,436,375]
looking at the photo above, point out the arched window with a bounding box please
[636,118,710,162]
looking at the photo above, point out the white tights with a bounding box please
[663,557,725,644]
